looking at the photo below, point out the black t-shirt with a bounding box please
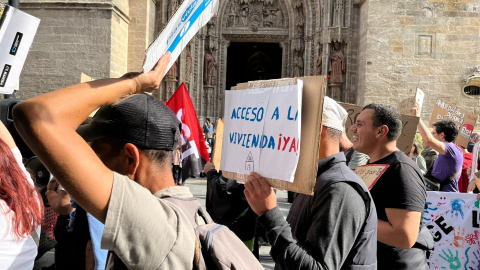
[370,151,428,270]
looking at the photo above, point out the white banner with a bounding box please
[143,0,219,73]
[220,81,303,182]
[424,192,480,269]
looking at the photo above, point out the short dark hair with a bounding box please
[96,137,173,171]
[206,118,211,122]
[362,104,402,141]
[433,120,458,142]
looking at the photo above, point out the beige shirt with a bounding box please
[101,172,195,269]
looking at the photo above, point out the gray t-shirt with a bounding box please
[101,172,196,269]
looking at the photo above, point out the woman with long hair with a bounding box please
[408,140,427,174]
[0,121,43,269]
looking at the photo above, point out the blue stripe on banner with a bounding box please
[166,0,213,53]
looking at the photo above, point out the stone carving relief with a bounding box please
[316,45,323,75]
[168,0,179,19]
[293,50,304,77]
[185,44,192,82]
[225,0,285,30]
[166,60,178,80]
[204,47,217,86]
[329,41,345,85]
[332,0,345,27]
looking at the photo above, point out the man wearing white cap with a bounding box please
[244,97,377,269]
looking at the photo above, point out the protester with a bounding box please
[458,145,473,193]
[244,97,377,269]
[412,105,462,192]
[13,53,198,269]
[203,162,258,253]
[351,103,432,269]
[408,140,427,174]
[468,132,479,153]
[47,177,105,270]
[204,118,214,147]
[421,140,438,171]
[0,121,43,269]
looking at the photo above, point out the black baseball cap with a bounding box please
[77,94,181,151]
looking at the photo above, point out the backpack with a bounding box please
[163,196,263,270]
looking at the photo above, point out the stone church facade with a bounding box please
[4,0,480,126]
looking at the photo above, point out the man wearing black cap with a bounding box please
[13,53,197,269]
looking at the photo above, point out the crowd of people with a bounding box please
[0,51,479,270]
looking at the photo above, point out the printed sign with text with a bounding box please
[143,0,219,73]
[429,99,477,148]
[220,81,303,182]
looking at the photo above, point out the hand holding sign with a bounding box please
[143,0,219,74]
[410,102,421,117]
[244,172,277,216]
[123,52,171,94]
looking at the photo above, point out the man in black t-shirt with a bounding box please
[350,104,433,269]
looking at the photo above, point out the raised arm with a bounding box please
[411,104,446,155]
[13,53,171,223]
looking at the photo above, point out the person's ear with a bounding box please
[377,125,389,138]
[123,143,140,177]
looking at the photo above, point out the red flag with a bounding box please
[166,83,209,180]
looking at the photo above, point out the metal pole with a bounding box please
[8,0,19,9]
[4,0,19,99]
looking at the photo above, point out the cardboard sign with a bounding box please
[81,72,94,83]
[397,97,416,115]
[340,102,419,155]
[397,88,424,115]
[220,80,303,182]
[429,99,478,148]
[143,0,219,73]
[0,4,40,94]
[211,118,224,168]
[355,164,389,189]
[223,76,326,195]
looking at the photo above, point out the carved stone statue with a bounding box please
[293,51,304,77]
[263,8,273,27]
[316,46,323,75]
[168,0,178,19]
[185,45,192,82]
[240,5,249,26]
[204,48,217,86]
[329,42,345,84]
[166,60,178,80]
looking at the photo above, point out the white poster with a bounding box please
[0,4,40,94]
[416,88,425,114]
[424,192,480,269]
[220,81,303,182]
[143,0,219,73]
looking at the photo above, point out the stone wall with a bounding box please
[127,0,156,72]
[0,0,130,98]
[358,0,480,126]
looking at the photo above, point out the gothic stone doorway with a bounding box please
[226,42,282,91]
